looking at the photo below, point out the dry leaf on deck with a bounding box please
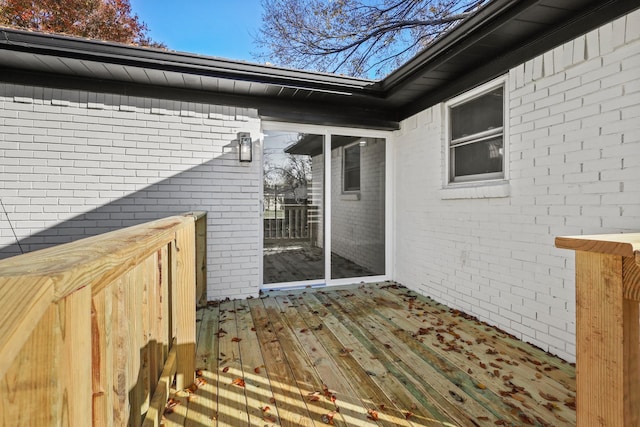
[166,397,180,409]
[231,337,242,342]
[539,391,559,402]
[231,378,245,387]
[367,409,379,420]
[307,391,322,401]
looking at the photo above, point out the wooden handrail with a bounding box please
[0,212,205,426]
[556,233,640,427]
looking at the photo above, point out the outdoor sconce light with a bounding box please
[238,132,252,162]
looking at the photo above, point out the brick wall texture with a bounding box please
[393,10,640,362]
[0,87,261,300]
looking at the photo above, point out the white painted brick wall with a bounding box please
[0,84,261,300]
[393,9,640,362]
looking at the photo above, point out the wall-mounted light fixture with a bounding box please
[238,132,252,163]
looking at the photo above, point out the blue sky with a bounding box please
[129,0,264,62]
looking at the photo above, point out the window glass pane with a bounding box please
[451,87,503,140]
[451,136,503,179]
[344,169,360,191]
[331,136,385,279]
[263,131,324,284]
[343,144,360,191]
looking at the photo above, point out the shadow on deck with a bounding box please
[165,282,576,426]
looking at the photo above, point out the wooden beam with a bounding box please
[557,233,640,426]
[174,222,197,391]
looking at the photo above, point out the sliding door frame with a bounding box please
[260,121,394,290]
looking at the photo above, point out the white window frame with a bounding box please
[342,142,361,193]
[444,75,509,187]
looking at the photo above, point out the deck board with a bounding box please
[175,282,575,426]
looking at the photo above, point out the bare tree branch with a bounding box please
[255,0,487,77]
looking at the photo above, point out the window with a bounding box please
[447,81,505,184]
[343,143,360,192]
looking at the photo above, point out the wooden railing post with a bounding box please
[185,212,207,307]
[556,234,640,427]
[174,221,196,391]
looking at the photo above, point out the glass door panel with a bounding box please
[263,131,324,285]
[330,135,385,280]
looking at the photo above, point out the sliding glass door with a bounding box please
[330,135,385,280]
[261,126,388,288]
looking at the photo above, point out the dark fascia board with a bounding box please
[0,66,399,130]
[0,27,384,96]
[397,0,640,118]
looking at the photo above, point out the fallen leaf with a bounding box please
[404,411,413,420]
[307,391,322,401]
[231,378,245,387]
[166,397,180,409]
[254,367,261,374]
[564,396,576,410]
[518,413,535,425]
[449,390,465,403]
[269,397,276,404]
[300,328,308,333]
[475,382,486,390]
[231,337,242,342]
[222,366,229,373]
[367,409,379,420]
[321,411,336,424]
[339,348,353,357]
[539,391,559,402]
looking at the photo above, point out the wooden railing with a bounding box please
[0,212,207,427]
[556,233,640,427]
[264,204,308,240]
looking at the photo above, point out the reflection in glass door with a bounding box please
[330,135,385,279]
[262,131,324,285]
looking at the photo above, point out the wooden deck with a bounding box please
[163,283,576,426]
